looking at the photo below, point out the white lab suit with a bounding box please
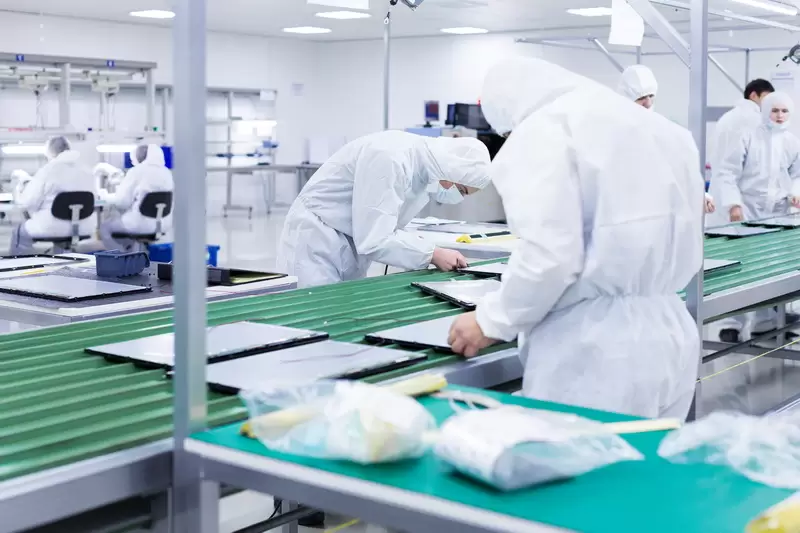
[100,145,174,237]
[16,150,97,238]
[276,131,490,288]
[618,65,658,102]
[476,57,703,419]
[714,93,800,221]
[713,92,800,334]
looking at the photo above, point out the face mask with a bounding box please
[435,184,464,205]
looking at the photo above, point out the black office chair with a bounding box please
[112,191,173,251]
[32,191,95,251]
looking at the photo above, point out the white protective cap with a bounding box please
[424,136,491,189]
[618,65,658,102]
[45,136,71,160]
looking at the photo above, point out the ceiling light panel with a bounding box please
[441,27,489,34]
[283,26,333,34]
[307,0,369,9]
[315,11,372,19]
[730,0,797,16]
[566,7,614,16]
[129,10,176,19]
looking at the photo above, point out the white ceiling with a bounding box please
[0,0,796,40]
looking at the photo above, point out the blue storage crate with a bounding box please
[95,250,150,277]
[148,243,220,266]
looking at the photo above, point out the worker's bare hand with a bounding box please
[791,196,800,209]
[431,248,468,272]
[448,312,498,358]
[729,206,744,222]
[704,196,716,214]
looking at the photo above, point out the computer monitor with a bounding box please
[425,101,440,123]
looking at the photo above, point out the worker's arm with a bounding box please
[476,125,584,342]
[788,139,800,199]
[351,153,435,270]
[17,163,51,212]
[103,169,138,210]
[713,135,747,211]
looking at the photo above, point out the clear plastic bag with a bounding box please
[658,410,800,489]
[433,406,644,491]
[240,380,436,464]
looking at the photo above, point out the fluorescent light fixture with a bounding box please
[96,144,137,154]
[730,0,797,15]
[440,27,489,34]
[283,26,332,34]
[1,144,45,155]
[307,0,369,8]
[567,7,614,16]
[315,11,372,19]
[129,10,176,19]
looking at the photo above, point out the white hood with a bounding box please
[422,136,491,189]
[618,65,658,101]
[480,57,589,135]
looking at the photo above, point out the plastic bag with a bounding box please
[433,406,644,491]
[240,380,436,464]
[658,411,800,489]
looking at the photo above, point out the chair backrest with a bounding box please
[139,191,173,219]
[50,191,95,221]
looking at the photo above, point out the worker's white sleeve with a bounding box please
[714,136,746,210]
[705,192,713,202]
[104,172,137,210]
[351,155,435,270]
[788,141,800,198]
[476,129,584,342]
[17,166,49,212]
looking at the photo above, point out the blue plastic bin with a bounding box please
[148,243,220,267]
[95,250,151,277]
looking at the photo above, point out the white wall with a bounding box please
[0,12,318,215]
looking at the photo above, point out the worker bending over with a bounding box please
[449,57,703,420]
[10,136,96,254]
[714,91,800,341]
[619,64,715,214]
[277,131,491,288]
[99,144,174,250]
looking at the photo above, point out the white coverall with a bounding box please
[476,57,704,419]
[713,91,800,334]
[12,150,97,253]
[617,65,658,103]
[99,144,174,249]
[276,131,491,288]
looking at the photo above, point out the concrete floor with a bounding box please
[3,211,800,531]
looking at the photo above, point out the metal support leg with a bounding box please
[590,38,624,72]
[59,62,71,128]
[161,87,170,134]
[745,49,751,85]
[778,304,787,346]
[636,46,642,64]
[687,0,709,422]
[383,11,391,131]
[146,69,156,132]
[281,500,299,533]
[172,0,209,530]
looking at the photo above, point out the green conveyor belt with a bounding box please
[2,227,800,483]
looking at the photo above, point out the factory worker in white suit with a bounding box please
[277,131,491,288]
[448,57,704,419]
[713,91,800,340]
[99,144,174,250]
[10,136,96,254]
[619,64,716,214]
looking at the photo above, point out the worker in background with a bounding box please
[713,91,800,342]
[99,144,174,250]
[619,64,716,214]
[448,57,703,420]
[10,136,96,254]
[276,131,491,288]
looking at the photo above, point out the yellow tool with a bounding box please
[747,494,800,533]
[240,373,448,438]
